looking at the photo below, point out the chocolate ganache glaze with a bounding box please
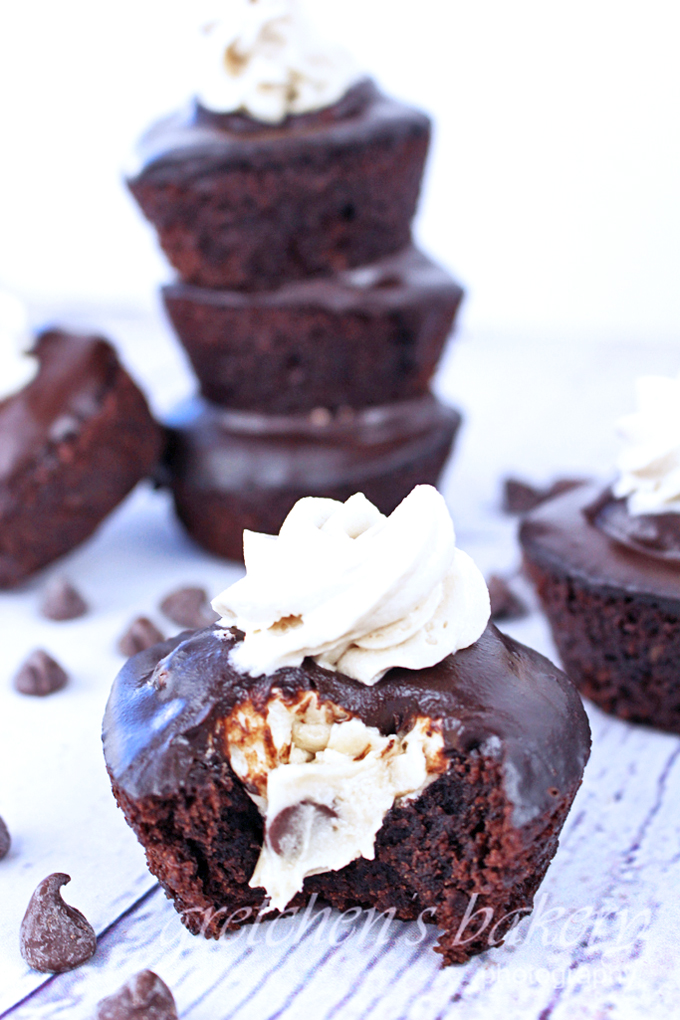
[0,330,119,478]
[0,329,161,588]
[585,486,680,564]
[103,623,590,830]
[520,482,680,610]
[165,393,460,493]
[129,80,416,177]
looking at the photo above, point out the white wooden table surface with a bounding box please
[1,307,679,1019]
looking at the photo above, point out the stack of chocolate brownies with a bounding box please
[128,79,464,560]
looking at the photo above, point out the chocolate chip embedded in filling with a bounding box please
[585,486,680,563]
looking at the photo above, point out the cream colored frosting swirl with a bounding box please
[613,372,680,515]
[196,0,362,123]
[212,485,491,685]
[0,289,35,401]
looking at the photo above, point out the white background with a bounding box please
[0,0,679,343]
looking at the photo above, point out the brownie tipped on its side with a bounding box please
[520,482,680,733]
[103,625,590,965]
[0,330,162,589]
[162,247,463,413]
[127,81,430,291]
[164,394,461,562]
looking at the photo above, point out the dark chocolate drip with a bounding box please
[164,394,461,491]
[0,330,119,478]
[520,482,680,608]
[102,623,590,829]
[193,78,377,135]
[585,486,680,564]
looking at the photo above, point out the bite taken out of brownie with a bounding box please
[0,330,162,588]
[103,487,590,965]
[162,247,463,413]
[127,80,430,291]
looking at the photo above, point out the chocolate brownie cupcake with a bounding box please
[164,395,462,561]
[520,371,680,732]
[162,247,463,412]
[128,78,429,291]
[0,329,161,587]
[104,487,590,965]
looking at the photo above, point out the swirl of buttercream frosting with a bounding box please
[613,372,680,516]
[212,485,491,685]
[196,0,362,123]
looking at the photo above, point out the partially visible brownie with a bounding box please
[0,330,161,588]
[164,394,461,561]
[520,482,680,732]
[127,81,430,290]
[162,247,463,412]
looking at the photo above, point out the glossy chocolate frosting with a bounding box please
[165,394,461,492]
[0,330,119,479]
[103,623,590,829]
[520,482,680,610]
[163,245,462,316]
[128,80,428,180]
[586,486,680,564]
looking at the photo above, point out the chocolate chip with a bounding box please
[0,816,11,859]
[159,586,218,630]
[118,618,164,657]
[95,970,178,1020]
[13,650,68,696]
[40,577,88,620]
[488,575,529,622]
[502,476,587,514]
[20,873,97,973]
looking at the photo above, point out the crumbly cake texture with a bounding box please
[165,396,461,562]
[161,248,463,413]
[127,81,430,291]
[103,626,590,965]
[0,331,161,588]
[520,482,680,733]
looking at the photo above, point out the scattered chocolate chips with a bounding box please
[488,575,529,622]
[95,970,179,1020]
[159,586,219,630]
[118,618,164,657]
[20,873,97,973]
[40,577,88,621]
[502,476,587,514]
[13,650,69,697]
[0,816,11,859]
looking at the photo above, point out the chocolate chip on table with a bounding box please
[95,970,179,1020]
[502,476,587,515]
[488,575,529,622]
[13,650,69,696]
[40,577,88,621]
[159,586,219,630]
[20,873,97,973]
[0,816,11,860]
[118,618,164,657]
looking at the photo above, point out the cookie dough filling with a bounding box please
[224,691,447,910]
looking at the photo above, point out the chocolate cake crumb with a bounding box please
[160,587,218,630]
[41,577,88,621]
[13,650,68,696]
[118,618,164,658]
[95,970,178,1020]
[0,816,11,859]
[488,575,529,622]
[503,476,588,515]
[20,873,97,973]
